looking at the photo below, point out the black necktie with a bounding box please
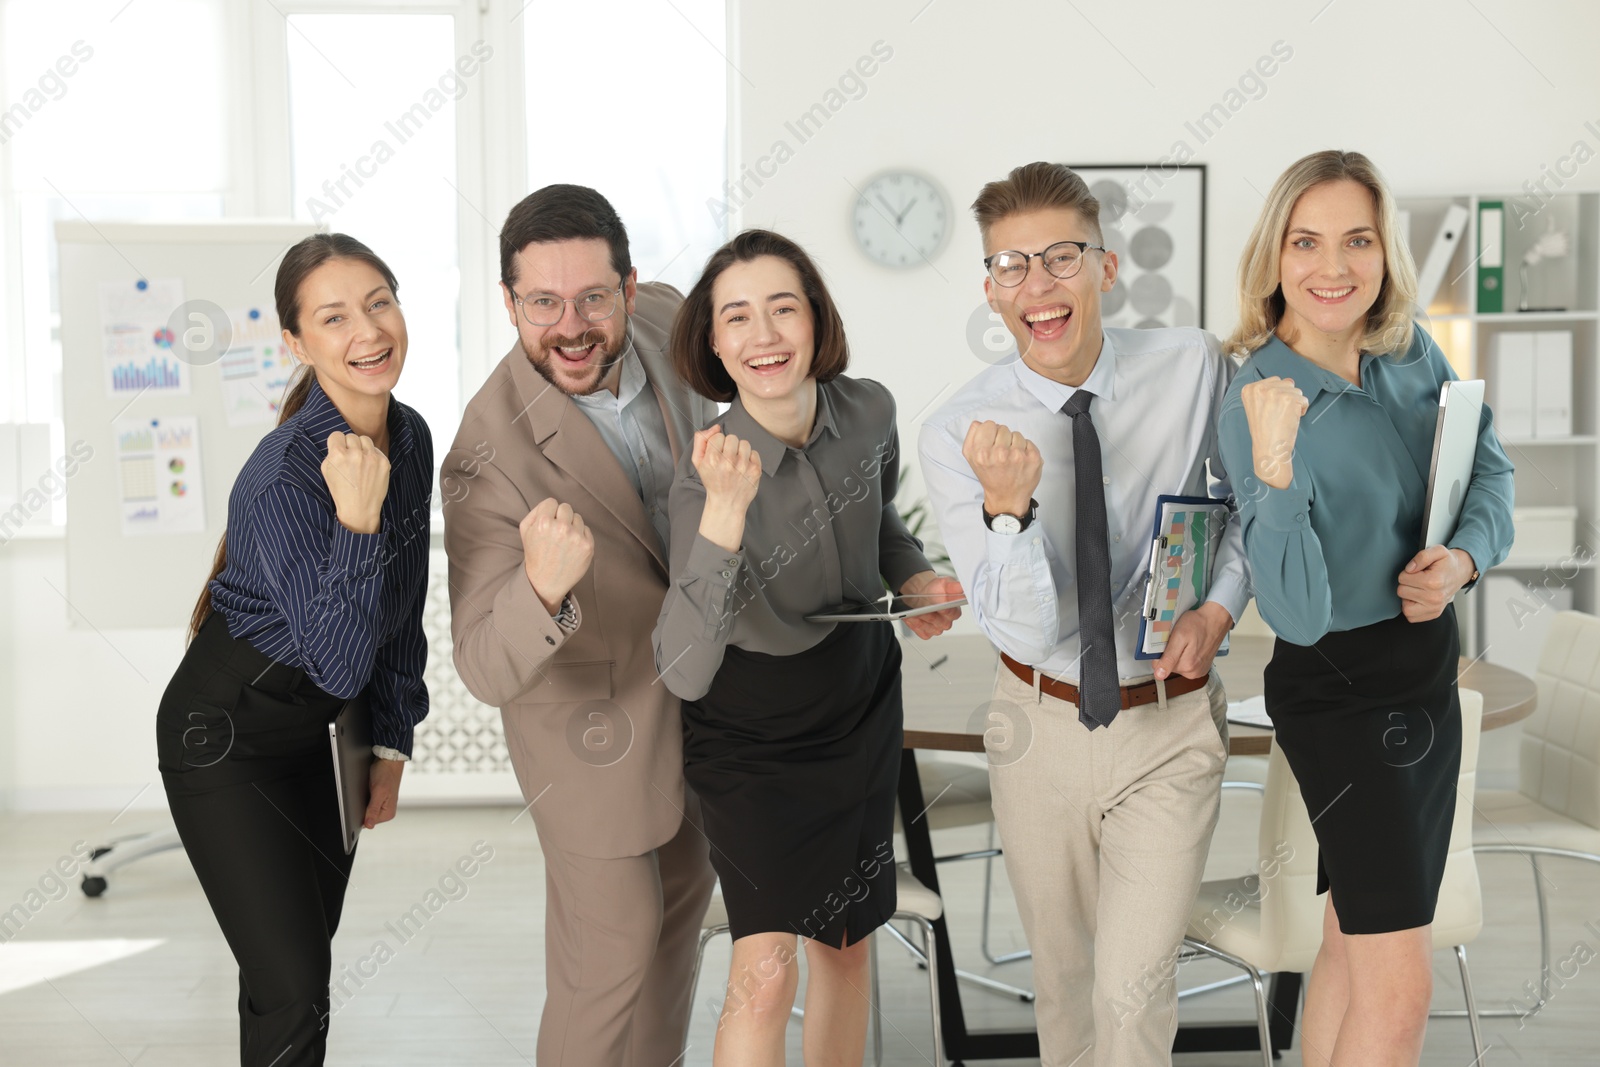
[1062,389,1120,729]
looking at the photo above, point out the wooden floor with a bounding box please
[0,781,1593,1065]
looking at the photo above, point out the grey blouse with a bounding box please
[652,374,931,701]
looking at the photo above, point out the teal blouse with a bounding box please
[1217,327,1515,646]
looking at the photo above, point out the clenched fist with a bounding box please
[962,421,1042,517]
[1240,376,1309,490]
[692,426,761,554]
[323,431,390,534]
[693,427,762,513]
[520,498,594,615]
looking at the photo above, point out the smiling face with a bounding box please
[983,207,1116,386]
[1276,178,1385,348]
[285,257,407,408]
[502,236,637,396]
[708,255,815,403]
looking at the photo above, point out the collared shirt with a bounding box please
[652,374,931,701]
[570,340,675,556]
[209,377,433,755]
[1217,327,1515,646]
[918,327,1250,683]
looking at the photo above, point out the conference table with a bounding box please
[895,632,1538,1062]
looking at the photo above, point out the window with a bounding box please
[2,0,228,434]
[522,0,727,293]
[286,11,465,464]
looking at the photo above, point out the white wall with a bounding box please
[9,0,1597,807]
[727,0,1600,481]
[1,535,183,812]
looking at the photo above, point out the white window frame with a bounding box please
[2,0,732,430]
[246,0,526,393]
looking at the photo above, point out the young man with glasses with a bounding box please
[442,184,718,1063]
[917,162,1251,1065]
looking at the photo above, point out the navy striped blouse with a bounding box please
[210,377,433,755]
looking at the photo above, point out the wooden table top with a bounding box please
[900,633,1539,756]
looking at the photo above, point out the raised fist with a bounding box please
[322,431,390,534]
[692,427,761,514]
[962,420,1042,517]
[520,498,595,615]
[1240,377,1309,490]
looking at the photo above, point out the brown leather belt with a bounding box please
[999,652,1207,709]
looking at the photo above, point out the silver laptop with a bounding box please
[1420,379,1486,550]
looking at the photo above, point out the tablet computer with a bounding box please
[328,696,371,855]
[805,594,967,623]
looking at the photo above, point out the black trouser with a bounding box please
[158,611,355,1067]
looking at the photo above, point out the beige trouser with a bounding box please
[535,790,717,1066]
[987,666,1229,1067]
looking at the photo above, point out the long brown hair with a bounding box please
[187,233,400,643]
[670,229,849,403]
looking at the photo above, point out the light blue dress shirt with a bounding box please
[918,327,1251,683]
[1216,326,1515,647]
[571,341,675,556]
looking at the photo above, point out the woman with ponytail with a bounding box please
[157,234,433,1066]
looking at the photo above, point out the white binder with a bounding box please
[1534,331,1573,438]
[1490,333,1535,438]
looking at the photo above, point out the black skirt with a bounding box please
[1263,606,1462,935]
[683,620,902,947]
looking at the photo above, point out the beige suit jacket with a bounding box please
[442,282,717,859]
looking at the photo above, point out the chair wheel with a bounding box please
[81,876,107,898]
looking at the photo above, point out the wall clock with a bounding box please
[851,171,950,269]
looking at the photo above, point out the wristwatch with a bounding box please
[984,498,1038,535]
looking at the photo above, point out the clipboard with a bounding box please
[328,696,371,855]
[1420,379,1485,550]
[1134,494,1232,660]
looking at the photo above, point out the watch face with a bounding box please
[852,171,950,269]
[989,513,1022,535]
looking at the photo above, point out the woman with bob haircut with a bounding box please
[1217,150,1514,1065]
[652,228,962,1064]
[159,233,432,1066]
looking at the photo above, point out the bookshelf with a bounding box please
[1399,192,1600,673]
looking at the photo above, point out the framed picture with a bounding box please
[1068,164,1207,328]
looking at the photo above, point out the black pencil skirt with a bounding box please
[158,610,355,1067]
[1263,605,1463,935]
[683,620,903,948]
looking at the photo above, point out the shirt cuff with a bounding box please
[372,745,410,762]
[1251,480,1314,534]
[504,567,580,653]
[1205,570,1250,627]
[685,534,744,630]
[370,722,414,758]
[984,523,1047,562]
[328,522,384,579]
[552,594,579,633]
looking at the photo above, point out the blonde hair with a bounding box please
[1226,150,1418,359]
[972,162,1102,248]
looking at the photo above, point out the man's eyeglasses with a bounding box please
[983,240,1106,287]
[513,286,623,328]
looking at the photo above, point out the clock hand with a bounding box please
[894,198,919,226]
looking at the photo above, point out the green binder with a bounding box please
[1477,200,1504,314]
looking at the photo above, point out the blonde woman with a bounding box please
[1216,150,1514,1065]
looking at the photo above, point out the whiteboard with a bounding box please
[59,220,323,629]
